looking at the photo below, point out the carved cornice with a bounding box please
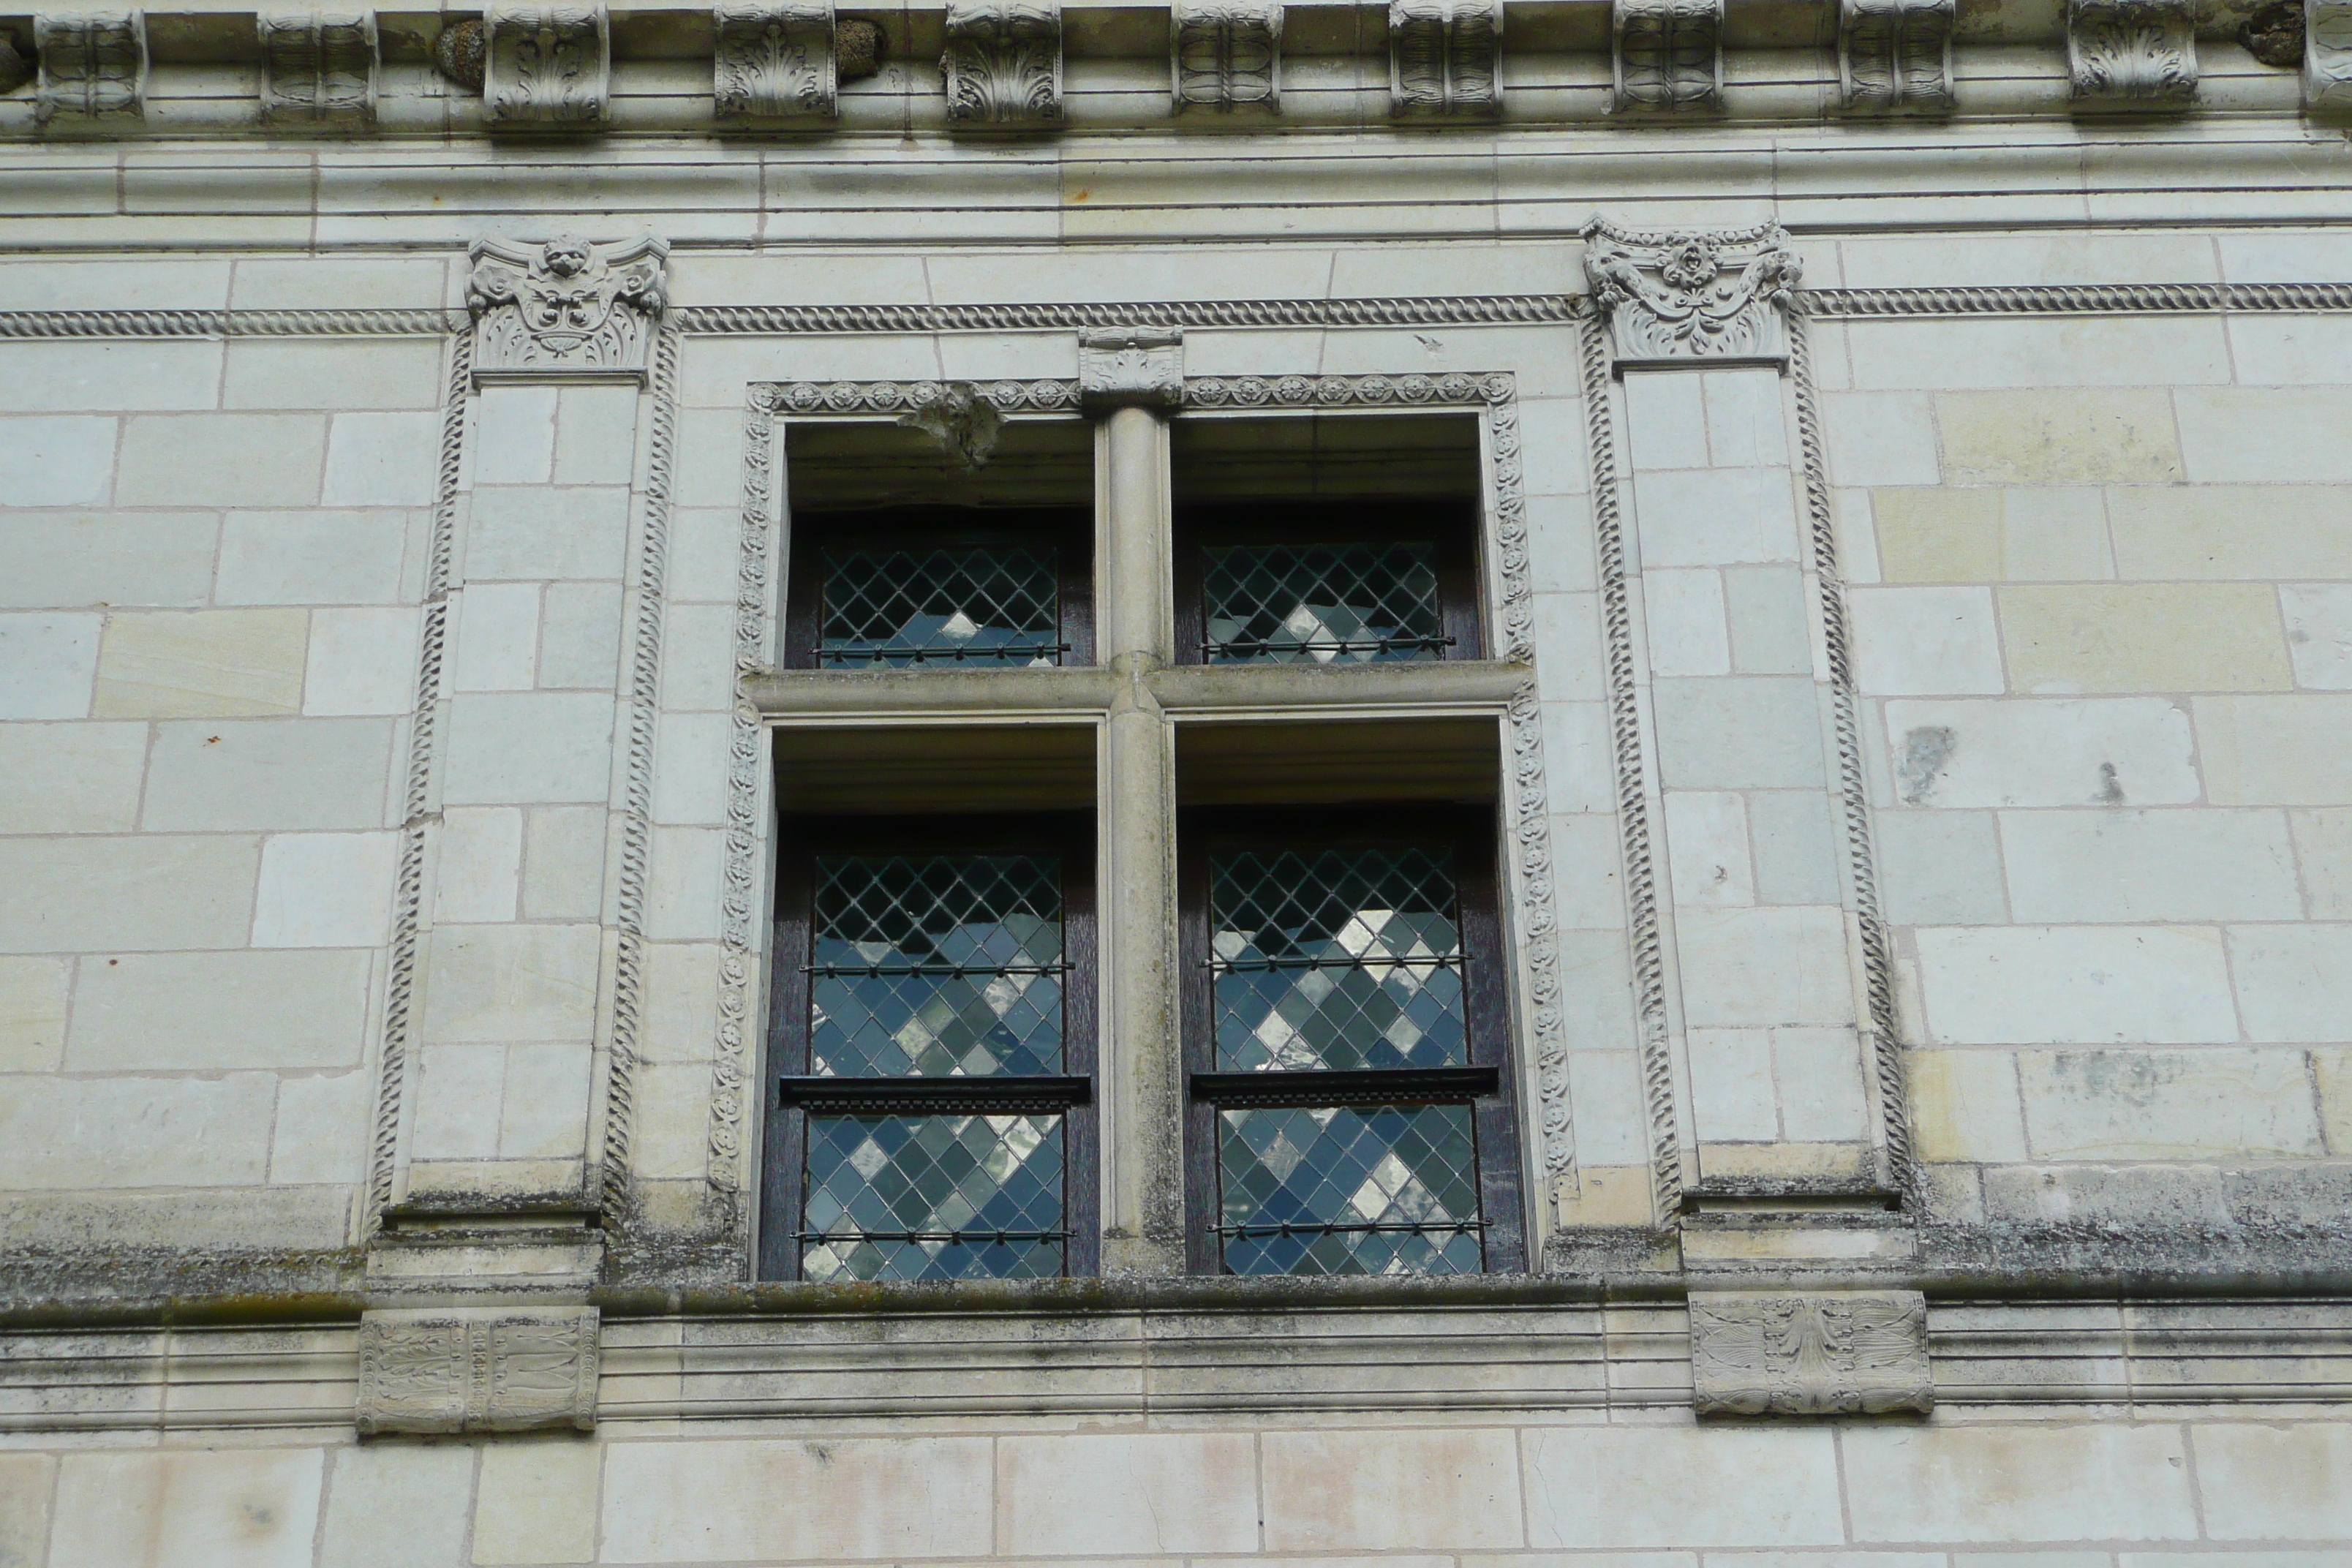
[1580,218,1800,367]
[1173,0,1280,112]
[2309,0,2352,115]
[1078,325,1185,409]
[1839,0,1953,112]
[484,1,610,126]
[1389,0,1501,116]
[1613,0,1720,112]
[1690,1291,1934,1417]
[356,1307,600,1434]
[2068,0,2195,107]
[467,233,668,380]
[34,10,146,124]
[714,0,836,121]
[942,0,1062,125]
[257,9,377,125]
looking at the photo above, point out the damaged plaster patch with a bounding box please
[1897,725,1956,804]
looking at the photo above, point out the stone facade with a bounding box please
[4,0,2352,1559]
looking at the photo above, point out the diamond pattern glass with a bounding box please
[802,1112,1066,1281]
[811,853,1063,1077]
[821,545,1062,667]
[1217,1104,1482,1275]
[1210,847,1464,1071]
[1202,542,1444,663]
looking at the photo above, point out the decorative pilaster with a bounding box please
[257,9,377,125]
[1172,0,1280,113]
[357,1307,600,1434]
[942,0,1062,124]
[34,10,145,124]
[1580,217,1801,368]
[714,0,837,121]
[1612,0,1719,112]
[1691,1292,1934,1417]
[467,235,668,381]
[485,1,610,126]
[1079,326,1186,410]
[2067,0,2195,107]
[1839,0,1953,111]
[2308,0,2352,114]
[1389,0,1501,116]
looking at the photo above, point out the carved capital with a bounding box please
[715,0,837,120]
[357,1307,600,1436]
[2308,0,2352,114]
[1580,218,1800,369]
[1390,0,1501,116]
[942,0,1062,125]
[1079,327,1184,410]
[1691,1290,1933,1417]
[1174,0,1281,113]
[486,1,610,127]
[259,10,377,125]
[34,10,146,124]
[1613,0,1720,112]
[1839,0,1953,112]
[2068,0,2195,107]
[468,234,668,381]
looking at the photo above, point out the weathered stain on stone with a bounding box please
[1896,724,1956,804]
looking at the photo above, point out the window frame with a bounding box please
[758,810,1101,1283]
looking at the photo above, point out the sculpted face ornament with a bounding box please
[467,233,670,378]
[1580,217,1801,365]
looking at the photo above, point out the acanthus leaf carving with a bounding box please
[1839,0,1953,111]
[941,0,1062,125]
[2067,0,2195,105]
[1580,217,1801,367]
[1078,325,1185,410]
[1390,0,1501,116]
[715,0,837,121]
[357,1308,600,1435]
[485,1,610,126]
[1173,0,1280,113]
[34,10,146,124]
[258,8,378,125]
[1690,1291,1934,1417]
[2307,0,2352,114]
[467,233,668,380]
[1612,0,1719,112]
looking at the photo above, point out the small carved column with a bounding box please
[1082,328,1186,1275]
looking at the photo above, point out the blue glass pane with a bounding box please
[1217,1104,1482,1276]
[822,546,1062,667]
[802,1112,1066,1281]
[1203,542,1443,663]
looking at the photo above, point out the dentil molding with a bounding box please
[942,0,1063,124]
[258,9,377,125]
[356,1307,600,1434]
[1690,1290,1934,1417]
[2068,0,2196,106]
[485,0,611,125]
[1173,0,1281,112]
[1839,0,1953,111]
[34,10,146,123]
[1389,0,1502,116]
[1078,325,1186,409]
[467,233,668,380]
[715,0,837,120]
[1613,0,1720,111]
[1580,217,1801,366]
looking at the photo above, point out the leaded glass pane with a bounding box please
[1202,542,1444,663]
[802,1112,1066,1281]
[812,853,1063,1076]
[1217,1104,1482,1275]
[1210,847,1464,1071]
[821,546,1063,667]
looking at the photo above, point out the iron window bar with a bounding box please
[796,1229,1071,1245]
[819,640,1071,666]
[804,960,1069,977]
[779,1074,1092,1114]
[1205,954,1460,973]
[1212,1218,1490,1237]
[1189,1066,1497,1108]
[1201,633,1453,657]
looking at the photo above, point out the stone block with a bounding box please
[1872,485,2112,584]
[466,486,629,581]
[435,807,524,923]
[657,600,740,712]
[0,1071,276,1188]
[2108,484,2352,581]
[1937,388,2182,485]
[269,1068,369,1186]
[1622,369,1709,470]
[0,1452,53,1568]
[600,1436,993,1562]
[1723,565,1813,676]
[224,340,448,412]
[1839,1424,2197,1542]
[2000,807,2301,923]
[1914,925,2237,1045]
[630,1060,714,1178]
[1262,1427,1523,1550]
[0,415,117,507]
[1774,1027,1872,1141]
[231,255,451,309]
[646,826,727,941]
[1522,1427,1842,1548]
[1909,1047,2028,1161]
[2176,388,2352,484]
[0,611,100,718]
[668,507,746,604]
[2192,1422,2352,1539]
[444,691,616,805]
[216,510,412,606]
[642,941,723,1062]
[1542,698,1618,815]
[1847,315,2231,391]
[1873,810,2008,925]
[116,413,328,507]
[557,384,644,486]
[0,510,215,608]
[2293,809,2352,919]
[1643,569,1731,679]
[1526,492,1598,595]
[452,582,542,691]
[48,1447,325,1568]
[1665,790,1754,910]
[1703,368,1790,467]
[1882,697,2198,808]
[0,720,148,832]
[500,1041,593,1158]
[69,948,372,1071]
[0,834,260,953]
[94,608,309,718]
[323,410,442,507]
[473,1439,602,1565]
[1567,1049,1647,1164]
[1632,467,1803,568]
[2001,583,2291,694]
[1687,1028,1779,1140]
[1534,592,1607,704]
[650,711,734,826]
[410,1041,505,1159]
[474,385,559,485]
[2019,1047,2323,1160]
[1652,676,1829,791]
[304,606,419,716]
[1000,1433,1259,1555]
[143,717,394,832]
[2283,584,2352,690]
[1550,812,1629,930]
[1518,397,1597,495]
[1850,586,2005,696]
[358,1308,598,1436]
[2230,924,2352,1043]
[539,581,624,690]
[524,805,609,920]
[421,923,601,1043]
[254,829,400,947]
[1820,391,1940,486]
[1746,791,1842,906]
[317,1443,475,1568]
[0,340,223,413]
[0,955,70,1073]
[2195,694,2352,806]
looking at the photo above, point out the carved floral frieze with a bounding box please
[715,0,836,120]
[1839,0,1953,111]
[1690,1291,1934,1417]
[1613,0,1719,112]
[485,1,609,126]
[468,233,668,379]
[34,10,146,123]
[1581,217,1801,366]
[1173,0,1280,112]
[1078,325,1186,409]
[258,9,377,124]
[2067,0,2195,106]
[942,0,1062,124]
[357,1307,600,1435]
[1390,0,1501,116]
[2310,0,2352,113]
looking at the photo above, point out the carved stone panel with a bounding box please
[258,10,377,125]
[1079,326,1185,410]
[1173,0,1280,113]
[357,1307,600,1435]
[2309,0,2352,114]
[1581,218,1800,368]
[1839,0,1953,111]
[715,0,836,121]
[485,1,610,127]
[1613,0,1719,112]
[2068,0,2195,107]
[1390,0,1501,116]
[942,0,1061,125]
[34,11,146,124]
[1691,1291,1933,1416]
[468,234,668,380]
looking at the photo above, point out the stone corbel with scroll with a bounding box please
[2307,0,2352,115]
[258,9,379,125]
[2067,0,2196,107]
[715,0,837,120]
[485,1,611,126]
[1079,327,1186,410]
[1390,0,1502,116]
[1839,0,1953,111]
[34,10,146,123]
[1174,0,1281,113]
[943,0,1062,124]
[1613,0,1720,111]
[468,233,669,381]
[1580,217,1801,369]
